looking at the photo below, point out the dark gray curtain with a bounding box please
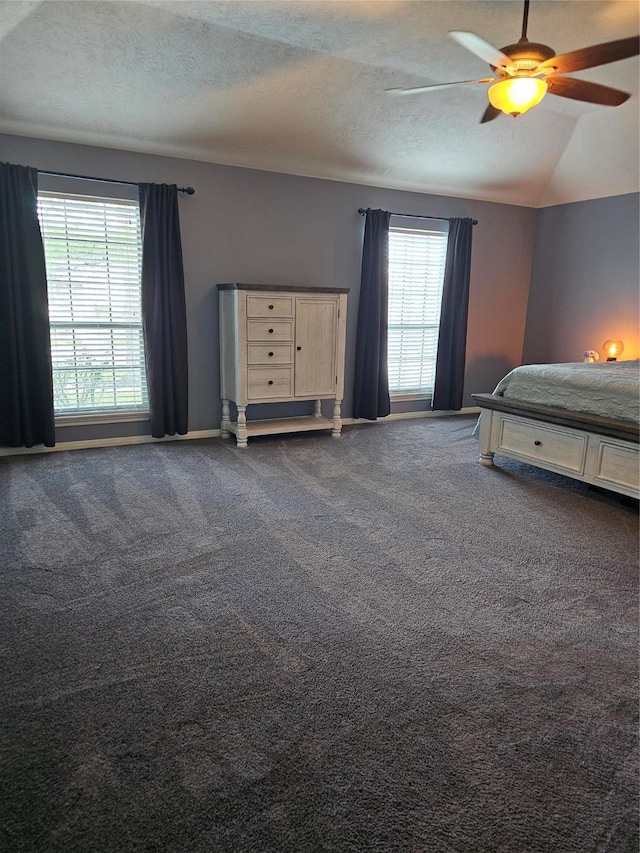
[432,217,474,411]
[353,208,391,420]
[0,162,55,447]
[138,183,189,438]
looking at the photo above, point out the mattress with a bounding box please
[491,359,640,424]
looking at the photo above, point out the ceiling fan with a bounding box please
[388,0,640,122]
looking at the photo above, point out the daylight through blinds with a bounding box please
[388,225,448,394]
[38,192,148,415]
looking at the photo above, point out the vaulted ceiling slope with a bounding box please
[0,0,638,207]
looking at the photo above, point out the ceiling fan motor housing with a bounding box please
[494,40,556,76]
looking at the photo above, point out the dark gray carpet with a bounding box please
[1,417,638,853]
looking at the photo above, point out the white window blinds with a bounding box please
[388,224,449,395]
[37,192,148,416]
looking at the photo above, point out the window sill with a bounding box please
[55,411,150,427]
[390,393,433,402]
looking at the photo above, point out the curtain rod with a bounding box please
[357,208,477,225]
[38,169,195,195]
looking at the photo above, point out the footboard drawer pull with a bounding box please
[534,440,542,446]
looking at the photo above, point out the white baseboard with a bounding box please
[345,407,480,425]
[0,428,221,457]
[0,408,479,457]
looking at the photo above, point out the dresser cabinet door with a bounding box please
[294,298,337,397]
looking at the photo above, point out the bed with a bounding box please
[472,360,640,499]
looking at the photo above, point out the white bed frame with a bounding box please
[472,393,639,500]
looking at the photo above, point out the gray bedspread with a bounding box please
[491,359,640,424]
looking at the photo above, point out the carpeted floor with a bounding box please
[1,416,638,853]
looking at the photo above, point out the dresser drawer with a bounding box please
[247,344,293,365]
[246,296,294,318]
[246,320,293,342]
[247,367,293,400]
[593,440,640,491]
[498,416,587,474]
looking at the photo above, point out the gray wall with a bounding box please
[523,193,640,365]
[0,133,538,442]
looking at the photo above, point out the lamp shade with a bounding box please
[602,339,624,360]
[488,77,548,116]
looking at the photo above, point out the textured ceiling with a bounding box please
[0,0,638,207]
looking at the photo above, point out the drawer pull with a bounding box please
[268,328,274,334]
[268,352,274,357]
[534,440,542,446]
[269,304,274,310]
[296,346,302,351]
[268,380,274,385]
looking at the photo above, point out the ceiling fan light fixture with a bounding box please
[488,77,548,116]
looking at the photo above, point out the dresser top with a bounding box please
[217,283,349,294]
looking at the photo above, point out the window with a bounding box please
[387,220,449,396]
[37,186,148,419]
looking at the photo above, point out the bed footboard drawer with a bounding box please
[497,416,587,474]
[475,395,639,499]
[593,440,640,492]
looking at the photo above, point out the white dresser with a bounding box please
[217,284,349,447]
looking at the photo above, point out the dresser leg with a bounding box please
[331,400,342,438]
[220,399,231,438]
[314,400,322,418]
[480,452,495,467]
[236,406,248,447]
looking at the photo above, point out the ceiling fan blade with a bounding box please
[480,104,501,124]
[449,31,513,70]
[539,35,639,74]
[386,78,494,95]
[547,76,630,106]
